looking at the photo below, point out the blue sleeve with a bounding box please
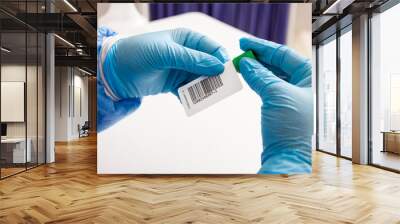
[97,27,141,132]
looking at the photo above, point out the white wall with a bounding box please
[1,63,46,163]
[1,65,38,137]
[72,73,89,138]
[55,66,68,141]
[1,65,26,140]
[54,67,89,141]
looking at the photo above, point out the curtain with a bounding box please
[150,3,289,44]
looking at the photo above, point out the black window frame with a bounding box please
[315,23,353,161]
[367,0,400,173]
[0,0,47,180]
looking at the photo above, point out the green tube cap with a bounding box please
[232,50,256,72]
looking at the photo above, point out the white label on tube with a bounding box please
[178,62,243,116]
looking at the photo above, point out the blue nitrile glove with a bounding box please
[97,27,141,132]
[101,28,229,100]
[238,37,313,174]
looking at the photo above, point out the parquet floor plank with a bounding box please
[1,135,400,223]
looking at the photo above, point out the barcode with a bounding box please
[187,76,223,104]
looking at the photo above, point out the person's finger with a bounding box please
[240,37,311,86]
[158,43,225,76]
[265,64,288,81]
[239,57,282,97]
[172,28,229,63]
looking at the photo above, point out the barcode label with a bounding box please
[188,76,223,104]
[178,61,242,116]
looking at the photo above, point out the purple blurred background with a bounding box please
[150,3,289,44]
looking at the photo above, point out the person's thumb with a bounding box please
[239,57,282,97]
[160,43,225,76]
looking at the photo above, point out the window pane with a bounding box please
[0,0,46,179]
[38,32,46,165]
[318,38,337,154]
[371,3,400,171]
[1,31,27,177]
[340,29,352,158]
[27,31,38,169]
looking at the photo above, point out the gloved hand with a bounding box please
[238,37,313,174]
[101,28,229,100]
[97,26,141,132]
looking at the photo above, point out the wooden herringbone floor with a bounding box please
[1,135,400,224]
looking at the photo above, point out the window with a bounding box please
[339,29,352,158]
[317,37,337,154]
[1,30,28,178]
[316,26,353,159]
[370,2,400,171]
[0,1,46,179]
